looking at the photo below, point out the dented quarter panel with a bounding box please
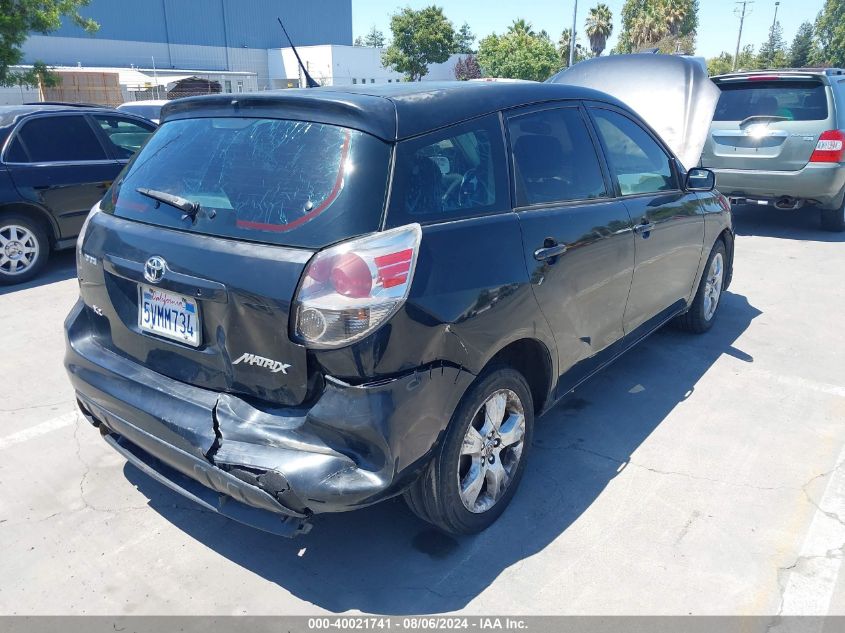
[214,364,475,511]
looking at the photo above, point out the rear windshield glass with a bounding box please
[101,118,391,249]
[714,80,829,122]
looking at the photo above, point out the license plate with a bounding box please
[138,285,200,347]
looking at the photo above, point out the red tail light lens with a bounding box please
[717,194,731,213]
[810,130,845,163]
[293,224,422,348]
[330,253,372,298]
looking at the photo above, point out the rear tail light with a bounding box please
[810,130,845,163]
[292,224,422,348]
[717,193,731,213]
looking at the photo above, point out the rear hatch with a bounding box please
[80,114,391,406]
[703,75,834,171]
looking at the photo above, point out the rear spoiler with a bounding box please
[714,73,830,84]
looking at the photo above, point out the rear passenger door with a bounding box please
[507,104,636,391]
[587,106,705,334]
[4,114,119,240]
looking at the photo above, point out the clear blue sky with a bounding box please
[352,0,825,59]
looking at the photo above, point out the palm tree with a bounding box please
[631,9,666,49]
[662,0,688,36]
[509,19,535,37]
[585,3,613,57]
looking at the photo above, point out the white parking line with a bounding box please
[779,441,845,615]
[0,412,79,450]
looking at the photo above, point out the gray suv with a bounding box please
[702,69,845,231]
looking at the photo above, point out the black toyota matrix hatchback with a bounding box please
[65,82,734,536]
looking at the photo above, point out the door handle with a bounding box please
[534,242,568,261]
[633,221,655,236]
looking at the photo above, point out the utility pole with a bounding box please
[772,1,780,30]
[569,0,578,67]
[733,0,754,71]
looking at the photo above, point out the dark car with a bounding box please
[0,104,156,284]
[65,82,734,536]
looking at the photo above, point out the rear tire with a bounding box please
[404,366,534,535]
[0,214,49,285]
[821,202,845,232]
[675,240,727,334]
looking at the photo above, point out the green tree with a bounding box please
[363,25,386,48]
[758,21,788,68]
[615,0,697,53]
[382,6,455,81]
[585,3,613,57]
[789,21,815,68]
[454,22,475,53]
[706,44,758,76]
[707,51,734,76]
[0,0,99,87]
[477,21,560,81]
[814,0,845,67]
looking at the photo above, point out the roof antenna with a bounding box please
[277,17,319,88]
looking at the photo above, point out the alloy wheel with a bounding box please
[703,252,724,321]
[0,225,40,276]
[457,389,526,513]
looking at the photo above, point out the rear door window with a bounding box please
[9,115,107,163]
[387,114,509,226]
[92,115,155,159]
[508,107,607,206]
[590,108,677,196]
[714,80,829,122]
[101,117,391,249]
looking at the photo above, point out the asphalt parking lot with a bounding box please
[1,204,844,616]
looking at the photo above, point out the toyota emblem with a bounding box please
[144,256,167,284]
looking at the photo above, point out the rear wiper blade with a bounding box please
[739,115,788,126]
[136,187,200,220]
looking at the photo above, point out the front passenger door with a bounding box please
[588,106,705,335]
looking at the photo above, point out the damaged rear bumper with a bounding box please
[64,301,475,536]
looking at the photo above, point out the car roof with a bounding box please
[0,103,122,129]
[160,81,631,141]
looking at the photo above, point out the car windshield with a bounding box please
[118,104,163,121]
[101,117,391,249]
[713,80,829,121]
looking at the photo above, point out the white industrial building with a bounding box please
[269,45,463,88]
[5,0,467,106]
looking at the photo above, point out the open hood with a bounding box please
[548,54,719,169]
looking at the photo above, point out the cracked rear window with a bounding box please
[101,117,391,248]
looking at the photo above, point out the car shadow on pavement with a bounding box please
[0,250,76,296]
[125,290,761,615]
[733,203,845,242]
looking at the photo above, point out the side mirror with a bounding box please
[686,167,716,192]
